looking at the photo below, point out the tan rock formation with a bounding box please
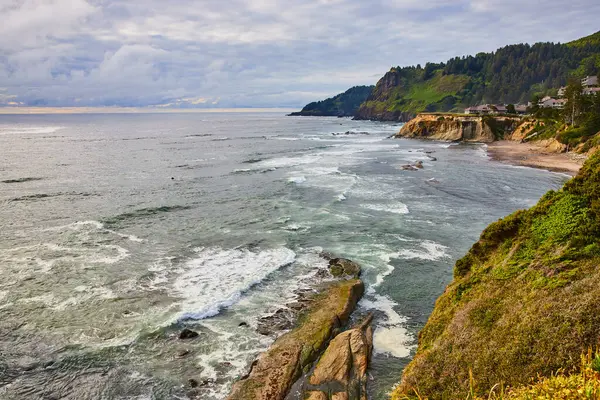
[227,279,364,400]
[396,113,522,143]
[302,315,373,400]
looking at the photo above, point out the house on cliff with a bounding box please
[582,75,598,87]
[538,96,566,109]
[583,87,600,96]
[464,104,507,115]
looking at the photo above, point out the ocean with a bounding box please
[0,112,567,399]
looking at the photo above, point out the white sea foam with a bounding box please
[361,203,409,215]
[43,220,144,242]
[336,193,347,201]
[0,126,65,135]
[283,223,310,232]
[258,154,322,169]
[397,240,449,261]
[172,247,296,321]
[52,286,116,311]
[0,291,8,302]
[288,176,306,184]
[361,294,415,358]
[373,326,414,358]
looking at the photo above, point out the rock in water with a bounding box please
[227,279,364,400]
[303,315,374,400]
[328,258,361,278]
[179,328,199,340]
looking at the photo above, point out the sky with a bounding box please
[1,0,599,109]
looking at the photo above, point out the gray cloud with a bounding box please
[1,0,599,107]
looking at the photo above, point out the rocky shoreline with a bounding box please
[227,258,370,400]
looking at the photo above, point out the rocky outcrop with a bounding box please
[354,69,416,122]
[227,278,365,400]
[395,113,522,142]
[302,315,373,400]
[328,258,361,279]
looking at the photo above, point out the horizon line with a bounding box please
[0,107,299,115]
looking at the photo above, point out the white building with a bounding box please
[582,76,598,87]
[538,96,566,109]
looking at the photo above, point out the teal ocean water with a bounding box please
[0,112,567,399]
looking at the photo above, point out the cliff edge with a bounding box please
[392,151,600,399]
[395,113,523,143]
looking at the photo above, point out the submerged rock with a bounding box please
[178,328,199,340]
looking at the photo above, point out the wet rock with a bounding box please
[257,308,295,336]
[177,349,191,358]
[329,258,361,278]
[305,392,328,400]
[189,379,199,388]
[400,161,424,171]
[427,156,438,161]
[319,251,335,261]
[179,328,199,340]
[238,322,249,327]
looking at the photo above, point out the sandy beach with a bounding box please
[487,140,587,176]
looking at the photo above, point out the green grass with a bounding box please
[391,151,600,399]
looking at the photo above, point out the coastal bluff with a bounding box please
[395,113,522,142]
[391,151,600,399]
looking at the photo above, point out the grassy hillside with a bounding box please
[392,151,600,399]
[288,85,374,117]
[354,30,600,121]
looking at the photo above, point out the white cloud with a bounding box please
[0,0,599,107]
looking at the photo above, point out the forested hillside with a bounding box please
[352,30,600,121]
[288,85,374,117]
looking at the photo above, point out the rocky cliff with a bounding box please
[395,113,523,142]
[354,69,417,121]
[391,151,600,399]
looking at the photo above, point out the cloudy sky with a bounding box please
[1,0,599,108]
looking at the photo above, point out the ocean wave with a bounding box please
[172,247,296,321]
[288,176,306,184]
[1,177,44,184]
[101,206,191,227]
[0,126,64,135]
[44,220,144,243]
[242,158,267,164]
[361,203,409,215]
[9,192,96,202]
[397,240,449,261]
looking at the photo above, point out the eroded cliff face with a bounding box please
[395,114,523,143]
